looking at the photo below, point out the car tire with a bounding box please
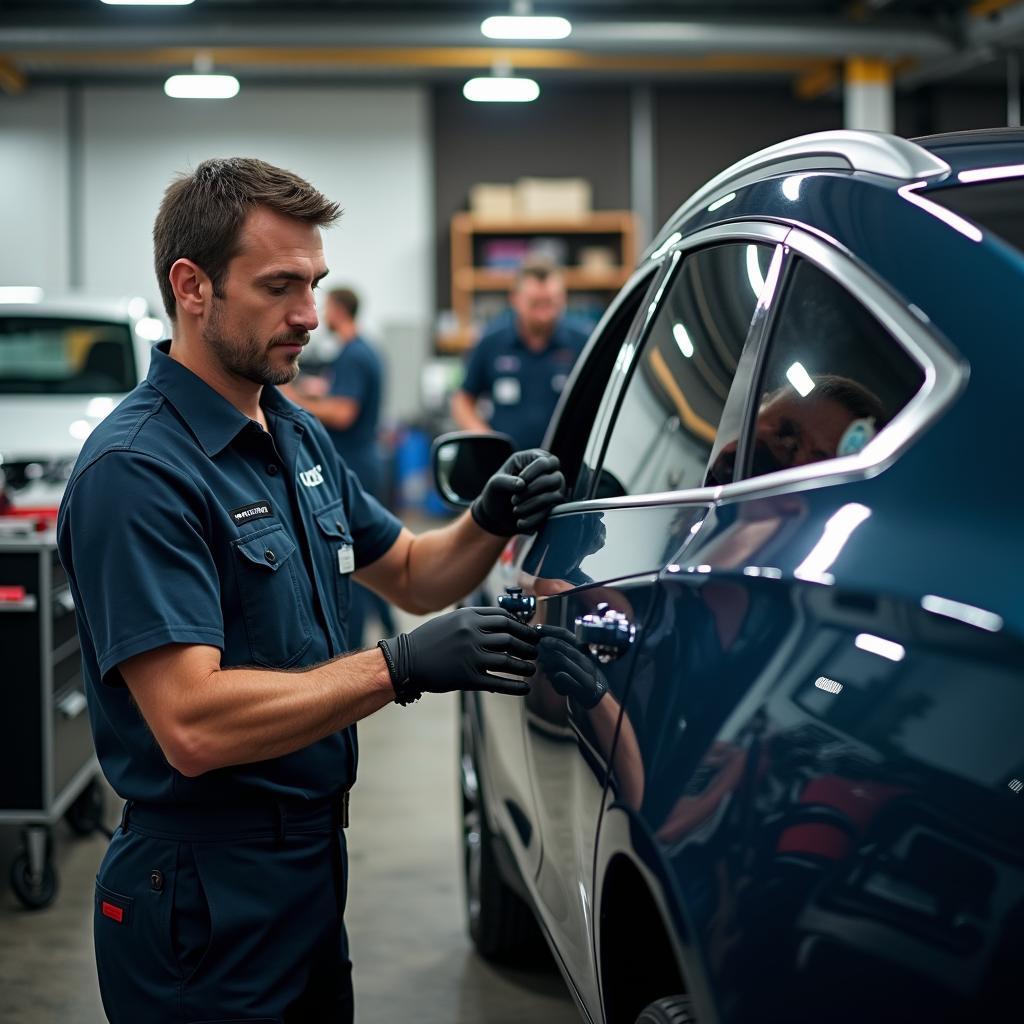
[460,694,544,964]
[635,996,696,1024]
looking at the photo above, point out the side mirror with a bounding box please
[432,431,515,508]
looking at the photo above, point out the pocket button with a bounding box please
[264,549,277,564]
[150,870,164,892]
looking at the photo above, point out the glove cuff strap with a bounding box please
[378,637,422,706]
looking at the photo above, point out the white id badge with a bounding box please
[493,376,521,405]
[338,545,355,575]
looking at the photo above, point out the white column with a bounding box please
[844,57,894,132]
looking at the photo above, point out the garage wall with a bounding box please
[432,84,634,311]
[0,87,71,295]
[79,85,433,344]
[655,86,844,228]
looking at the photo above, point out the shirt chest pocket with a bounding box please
[313,501,354,628]
[232,526,313,668]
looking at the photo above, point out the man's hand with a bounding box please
[471,450,566,537]
[380,607,540,702]
[537,625,608,709]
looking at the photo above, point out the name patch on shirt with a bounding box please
[230,501,275,525]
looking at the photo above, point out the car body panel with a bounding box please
[465,130,1024,1024]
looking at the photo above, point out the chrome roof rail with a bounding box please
[646,130,952,261]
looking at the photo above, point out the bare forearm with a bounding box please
[405,511,506,612]
[167,648,394,776]
[451,391,491,434]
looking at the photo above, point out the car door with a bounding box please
[512,228,788,1018]
[606,229,975,1024]
[477,259,663,887]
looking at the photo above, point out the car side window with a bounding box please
[593,242,775,498]
[741,258,925,480]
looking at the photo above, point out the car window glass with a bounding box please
[568,268,662,500]
[594,243,774,498]
[0,318,136,394]
[742,258,925,481]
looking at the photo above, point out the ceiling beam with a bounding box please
[898,0,1024,89]
[0,14,953,60]
[6,46,838,78]
[0,57,26,94]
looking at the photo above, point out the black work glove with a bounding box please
[471,449,566,537]
[379,607,540,704]
[536,625,608,710]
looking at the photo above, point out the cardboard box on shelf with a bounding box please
[578,245,616,270]
[516,177,592,219]
[469,183,518,220]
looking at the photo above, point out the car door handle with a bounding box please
[574,604,636,664]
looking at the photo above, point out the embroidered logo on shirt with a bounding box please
[299,464,325,488]
[230,501,275,525]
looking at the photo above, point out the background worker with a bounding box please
[283,286,395,646]
[451,257,590,450]
[57,156,566,1024]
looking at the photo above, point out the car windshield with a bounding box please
[0,316,136,395]
[928,178,1024,253]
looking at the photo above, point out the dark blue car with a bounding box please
[435,128,1024,1024]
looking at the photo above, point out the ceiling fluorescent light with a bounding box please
[0,286,43,304]
[464,77,540,103]
[481,15,572,39]
[102,1,195,6]
[164,74,240,99]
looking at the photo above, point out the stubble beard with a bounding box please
[203,300,307,387]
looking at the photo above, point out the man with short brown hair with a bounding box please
[58,157,565,1022]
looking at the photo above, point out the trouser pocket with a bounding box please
[94,829,179,1024]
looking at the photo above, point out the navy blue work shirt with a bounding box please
[324,335,383,495]
[56,340,402,806]
[461,314,589,450]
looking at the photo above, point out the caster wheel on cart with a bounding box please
[64,778,105,836]
[10,851,57,910]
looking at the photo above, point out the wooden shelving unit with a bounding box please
[440,210,638,354]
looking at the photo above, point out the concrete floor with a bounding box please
[0,654,578,1023]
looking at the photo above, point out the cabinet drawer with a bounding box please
[52,686,94,798]
[51,585,77,650]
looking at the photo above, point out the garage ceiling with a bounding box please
[0,0,1020,91]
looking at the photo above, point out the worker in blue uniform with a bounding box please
[56,157,565,1024]
[451,258,590,450]
[283,285,395,649]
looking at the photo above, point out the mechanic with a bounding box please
[282,285,395,648]
[56,157,565,1024]
[450,257,590,450]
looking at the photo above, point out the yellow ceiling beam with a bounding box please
[0,57,26,94]
[793,61,839,100]
[969,0,1022,16]
[15,46,829,77]
[845,56,894,85]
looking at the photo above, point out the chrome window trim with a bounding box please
[549,223,966,518]
[577,221,791,501]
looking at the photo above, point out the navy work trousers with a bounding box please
[93,798,353,1024]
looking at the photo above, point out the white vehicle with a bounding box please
[0,295,164,516]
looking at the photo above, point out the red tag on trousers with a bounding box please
[101,900,124,923]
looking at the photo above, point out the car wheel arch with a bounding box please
[596,849,692,1024]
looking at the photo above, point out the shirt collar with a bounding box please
[146,340,299,457]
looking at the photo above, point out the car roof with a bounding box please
[645,127,1024,262]
[0,295,144,321]
[912,127,1024,178]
